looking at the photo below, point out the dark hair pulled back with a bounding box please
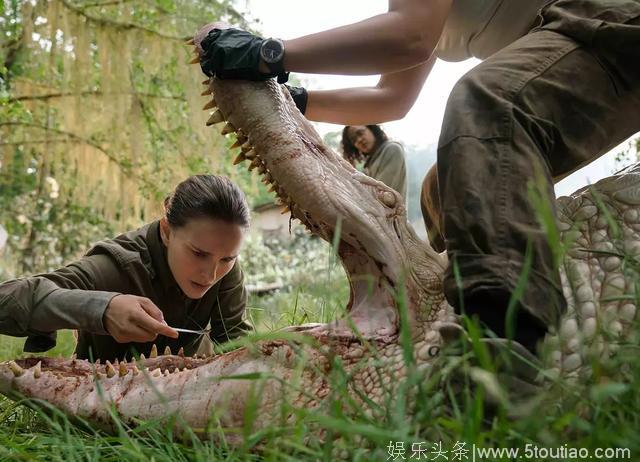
[164,175,250,228]
[340,124,389,166]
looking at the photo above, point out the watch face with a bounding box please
[261,39,284,64]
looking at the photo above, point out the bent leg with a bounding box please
[438,2,640,350]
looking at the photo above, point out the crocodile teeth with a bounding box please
[221,122,236,135]
[32,361,42,379]
[206,110,225,126]
[164,346,172,356]
[186,38,195,45]
[257,165,267,175]
[8,361,24,377]
[151,369,161,378]
[201,86,213,96]
[236,134,248,144]
[163,370,170,377]
[132,365,140,376]
[244,149,256,160]
[95,359,101,365]
[240,142,252,153]
[233,153,247,165]
[268,184,277,193]
[281,206,291,214]
[119,362,128,377]
[190,56,201,64]
[201,79,210,85]
[139,353,146,361]
[178,347,184,357]
[105,361,116,378]
[150,344,158,358]
[70,354,77,360]
[248,159,261,172]
[202,99,217,110]
[230,139,243,149]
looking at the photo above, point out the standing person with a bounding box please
[0,175,252,361]
[341,124,407,201]
[193,0,640,355]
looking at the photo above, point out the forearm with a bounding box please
[304,58,435,125]
[283,1,449,75]
[0,277,117,336]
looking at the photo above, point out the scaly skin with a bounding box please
[0,78,637,440]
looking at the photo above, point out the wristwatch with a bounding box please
[260,37,289,83]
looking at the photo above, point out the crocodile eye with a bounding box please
[380,191,396,208]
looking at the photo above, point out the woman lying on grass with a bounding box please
[0,174,252,362]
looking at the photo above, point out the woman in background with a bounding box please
[341,124,407,201]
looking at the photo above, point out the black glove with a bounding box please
[200,28,284,82]
[285,84,308,115]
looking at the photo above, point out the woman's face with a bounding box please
[160,217,244,299]
[347,125,378,155]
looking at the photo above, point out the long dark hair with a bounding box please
[340,125,389,166]
[164,175,250,228]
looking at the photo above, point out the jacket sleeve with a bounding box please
[0,254,124,348]
[374,142,407,200]
[209,260,252,344]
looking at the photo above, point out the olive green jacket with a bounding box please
[363,140,407,201]
[0,220,251,361]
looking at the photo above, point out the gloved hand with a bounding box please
[194,23,285,82]
[284,84,308,115]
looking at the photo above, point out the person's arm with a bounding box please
[282,0,451,75]
[304,57,435,124]
[209,260,252,344]
[0,254,177,344]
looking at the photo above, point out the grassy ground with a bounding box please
[1,297,638,461]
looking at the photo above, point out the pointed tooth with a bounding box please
[233,153,247,165]
[264,173,273,183]
[190,56,201,64]
[95,359,101,365]
[201,86,213,96]
[201,78,210,85]
[186,38,195,45]
[230,139,243,149]
[150,344,158,358]
[151,369,162,378]
[244,149,256,159]
[132,365,140,376]
[240,142,252,153]
[178,347,185,357]
[248,159,260,172]
[119,362,128,377]
[257,165,267,175]
[105,361,116,378]
[163,369,170,377]
[70,354,77,360]
[221,122,236,135]
[139,353,146,361]
[164,346,172,356]
[202,99,217,110]
[8,361,24,377]
[32,361,42,379]
[268,184,277,193]
[113,359,119,366]
[281,206,291,215]
[206,110,224,126]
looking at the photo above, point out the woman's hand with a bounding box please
[103,294,178,343]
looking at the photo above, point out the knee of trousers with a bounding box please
[438,66,513,149]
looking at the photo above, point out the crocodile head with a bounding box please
[204,79,450,339]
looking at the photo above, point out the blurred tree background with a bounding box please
[0,0,277,278]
